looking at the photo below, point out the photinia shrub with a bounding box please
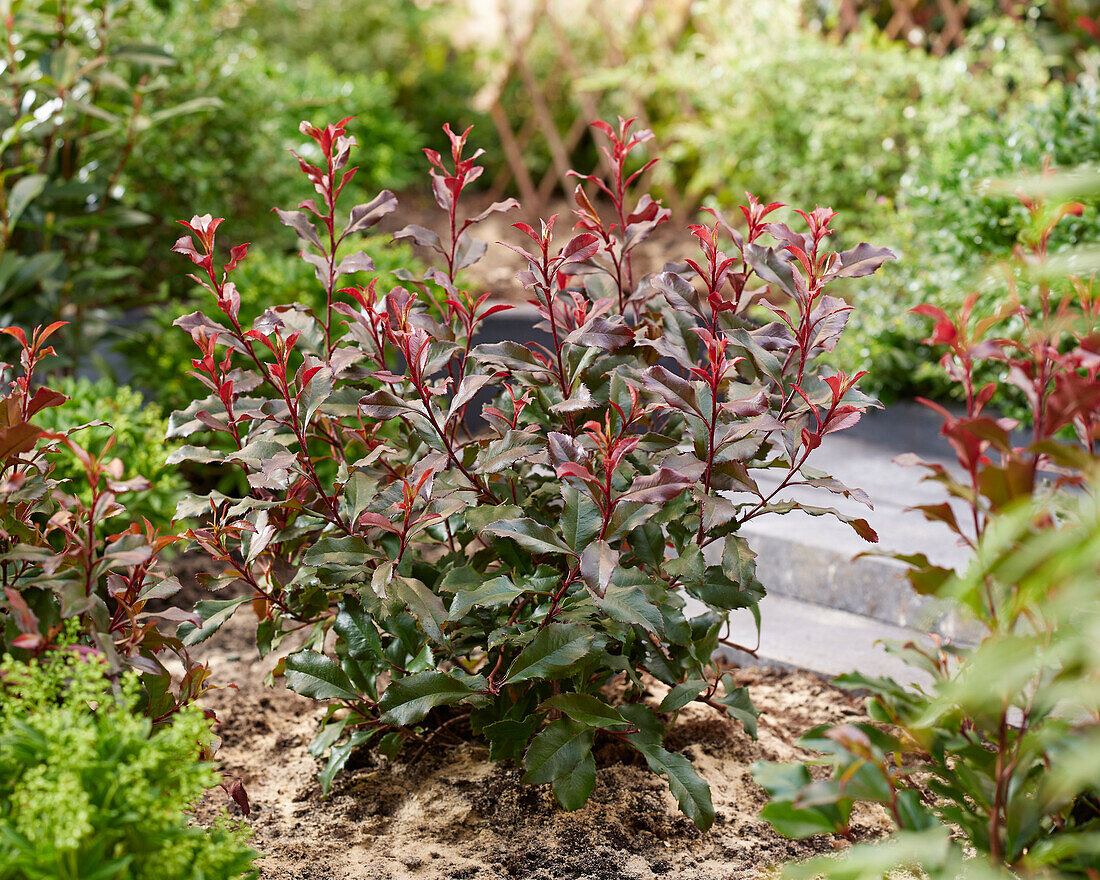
[752,193,1100,876]
[170,116,893,828]
[0,323,214,724]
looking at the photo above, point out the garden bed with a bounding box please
[195,609,889,880]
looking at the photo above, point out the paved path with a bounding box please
[721,399,976,680]
[719,595,934,688]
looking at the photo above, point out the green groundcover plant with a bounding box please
[753,189,1100,876]
[170,116,893,828]
[0,646,257,880]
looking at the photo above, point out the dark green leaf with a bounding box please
[389,576,448,645]
[595,579,663,635]
[579,540,618,597]
[334,599,384,661]
[635,741,715,832]
[378,671,483,726]
[309,717,348,757]
[688,565,764,611]
[561,486,602,553]
[482,715,542,762]
[178,596,250,646]
[627,520,666,567]
[505,623,596,684]
[483,518,575,557]
[544,693,629,729]
[464,503,524,534]
[714,674,759,738]
[286,650,360,702]
[553,751,597,811]
[378,731,405,760]
[447,575,525,621]
[658,679,708,713]
[474,430,545,473]
[318,729,378,796]
[523,718,595,793]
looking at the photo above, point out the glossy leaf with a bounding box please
[505,623,596,684]
[378,671,483,726]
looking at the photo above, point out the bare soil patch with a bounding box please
[193,607,888,880]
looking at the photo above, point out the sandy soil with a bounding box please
[192,603,888,880]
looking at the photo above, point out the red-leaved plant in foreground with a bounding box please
[0,323,215,725]
[169,116,893,828]
[752,186,1100,878]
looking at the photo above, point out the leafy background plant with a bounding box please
[832,71,1100,405]
[752,192,1100,877]
[235,0,487,160]
[0,323,210,723]
[591,3,1050,241]
[0,0,217,363]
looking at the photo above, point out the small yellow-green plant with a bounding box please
[0,647,257,880]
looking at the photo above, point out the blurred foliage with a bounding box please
[235,0,489,152]
[805,0,1100,75]
[831,72,1100,404]
[0,647,257,879]
[0,0,218,364]
[34,375,185,532]
[2,0,457,387]
[590,3,1051,245]
[112,0,424,303]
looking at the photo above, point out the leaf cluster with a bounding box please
[0,323,211,723]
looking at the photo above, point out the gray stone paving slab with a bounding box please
[696,593,934,688]
[729,400,981,639]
